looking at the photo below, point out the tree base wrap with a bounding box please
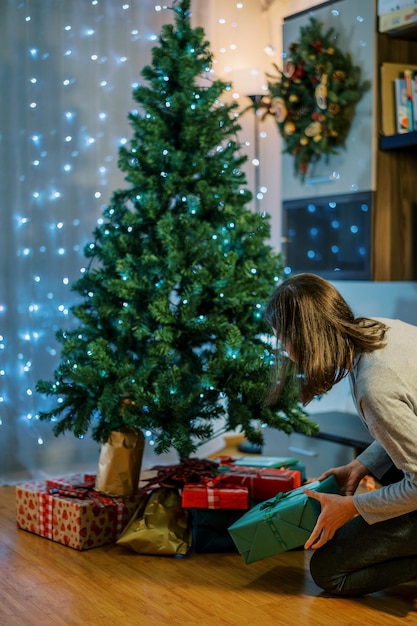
[116,487,192,556]
[215,466,302,502]
[15,474,147,550]
[190,508,244,553]
[228,475,341,564]
[95,429,145,497]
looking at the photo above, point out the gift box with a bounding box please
[217,455,299,468]
[217,466,301,502]
[141,458,220,489]
[235,456,300,468]
[116,487,192,556]
[16,474,146,550]
[181,476,249,510]
[228,475,341,564]
[217,455,306,482]
[190,508,244,553]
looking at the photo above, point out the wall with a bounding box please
[281,0,375,199]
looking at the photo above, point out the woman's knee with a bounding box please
[309,549,347,595]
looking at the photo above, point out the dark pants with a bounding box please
[310,492,417,596]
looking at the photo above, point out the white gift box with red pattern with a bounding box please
[15,474,143,550]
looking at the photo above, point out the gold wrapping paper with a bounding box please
[95,429,145,497]
[116,487,192,556]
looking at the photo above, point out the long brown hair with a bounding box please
[265,273,388,405]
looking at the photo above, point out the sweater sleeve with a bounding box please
[354,474,417,524]
[351,360,417,524]
[355,440,393,479]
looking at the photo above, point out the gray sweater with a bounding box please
[350,317,417,524]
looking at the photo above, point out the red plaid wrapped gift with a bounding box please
[142,457,220,489]
[217,466,301,502]
[16,474,146,550]
[181,476,248,510]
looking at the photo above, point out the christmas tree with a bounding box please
[36,0,317,460]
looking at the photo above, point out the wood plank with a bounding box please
[1,474,417,624]
[374,32,417,280]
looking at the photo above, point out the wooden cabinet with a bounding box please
[263,428,354,478]
[374,29,417,281]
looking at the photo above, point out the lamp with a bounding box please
[247,94,269,213]
[236,94,271,455]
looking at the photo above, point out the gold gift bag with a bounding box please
[116,487,192,556]
[95,429,145,496]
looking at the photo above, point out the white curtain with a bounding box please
[0,0,218,482]
[1,0,293,482]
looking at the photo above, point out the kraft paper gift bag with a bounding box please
[228,475,341,564]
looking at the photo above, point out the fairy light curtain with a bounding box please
[0,0,286,482]
[0,0,196,482]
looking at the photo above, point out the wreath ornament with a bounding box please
[266,18,370,182]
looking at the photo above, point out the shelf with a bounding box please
[380,130,417,150]
[379,6,417,39]
[381,24,417,40]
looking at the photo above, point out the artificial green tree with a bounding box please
[36,0,317,460]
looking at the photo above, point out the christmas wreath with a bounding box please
[266,18,370,181]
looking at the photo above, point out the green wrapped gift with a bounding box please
[228,475,341,564]
[229,456,300,469]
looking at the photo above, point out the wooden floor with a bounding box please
[2,442,417,625]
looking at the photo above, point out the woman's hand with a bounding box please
[319,458,369,496]
[303,459,369,550]
[303,491,358,550]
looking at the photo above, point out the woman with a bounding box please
[265,273,417,596]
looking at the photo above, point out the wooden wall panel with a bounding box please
[374,32,417,280]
